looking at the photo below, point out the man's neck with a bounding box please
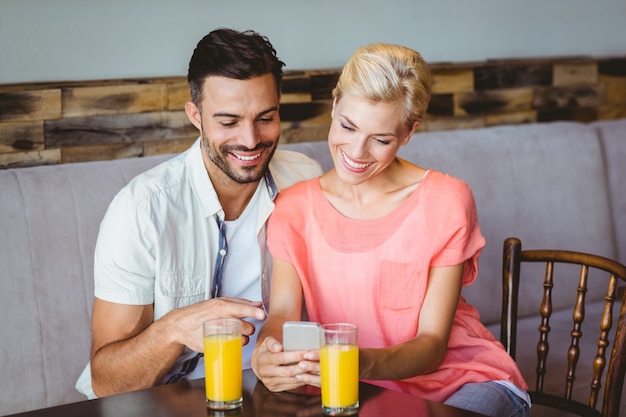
[216,180,260,220]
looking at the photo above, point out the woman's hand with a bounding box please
[252,336,317,392]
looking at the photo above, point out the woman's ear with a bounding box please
[184,102,202,131]
[402,121,420,145]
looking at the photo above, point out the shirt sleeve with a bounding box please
[94,190,157,305]
[269,150,323,191]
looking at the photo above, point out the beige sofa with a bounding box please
[1,119,625,416]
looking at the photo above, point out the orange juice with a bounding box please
[204,334,242,402]
[320,344,359,408]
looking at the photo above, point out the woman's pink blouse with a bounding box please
[267,171,527,402]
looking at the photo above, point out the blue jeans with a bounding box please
[443,382,530,417]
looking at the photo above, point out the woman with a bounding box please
[252,43,530,417]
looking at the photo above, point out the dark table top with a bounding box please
[7,371,487,417]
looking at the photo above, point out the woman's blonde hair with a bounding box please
[332,43,432,129]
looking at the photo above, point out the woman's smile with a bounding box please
[340,150,374,172]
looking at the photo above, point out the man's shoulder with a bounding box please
[271,148,321,166]
[269,149,323,190]
[118,151,190,203]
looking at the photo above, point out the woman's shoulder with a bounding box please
[425,170,473,195]
[419,170,477,216]
[275,176,320,202]
[270,178,320,230]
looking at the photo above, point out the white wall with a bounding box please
[1,0,625,84]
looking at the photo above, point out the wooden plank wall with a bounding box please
[1,55,625,169]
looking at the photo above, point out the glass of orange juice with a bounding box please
[203,318,243,410]
[320,323,359,416]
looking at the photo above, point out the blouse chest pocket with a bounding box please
[158,273,206,307]
[377,260,426,314]
[376,260,427,340]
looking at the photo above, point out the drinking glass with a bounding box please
[204,318,243,410]
[320,323,359,415]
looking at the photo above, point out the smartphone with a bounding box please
[282,321,321,351]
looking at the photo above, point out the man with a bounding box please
[75,28,323,398]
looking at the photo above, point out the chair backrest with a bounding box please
[500,237,626,417]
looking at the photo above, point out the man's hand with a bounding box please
[91,296,266,397]
[163,297,267,352]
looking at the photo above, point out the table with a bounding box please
[7,371,487,417]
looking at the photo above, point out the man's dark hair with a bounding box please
[187,28,285,106]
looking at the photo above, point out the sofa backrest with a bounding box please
[592,118,626,263]
[0,154,173,415]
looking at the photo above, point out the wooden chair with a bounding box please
[500,237,626,417]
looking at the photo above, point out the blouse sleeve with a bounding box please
[429,175,486,287]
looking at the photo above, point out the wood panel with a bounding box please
[485,110,537,127]
[598,104,626,120]
[0,149,60,168]
[427,94,454,116]
[474,62,552,90]
[455,87,534,115]
[283,72,311,95]
[0,89,61,122]
[533,85,605,108]
[280,124,330,143]
[553,62,598,86]
[309,71,341,100]
[167,82,190,111]
[144,138,197,156]
[45,111,196,147]
[281,92,313,104]
[537,107,599,123]
[1,54,625,168]
[598,57,626,76]
[0,121,44,153]
[279,101,330,122]
[606,84,626,104]
[280,99,332,143]
[601,74,626,104]
[431,68,474,94]
[61,142,144,164]
[62,84,167,118]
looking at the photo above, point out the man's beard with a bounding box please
[201,130,277,184]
